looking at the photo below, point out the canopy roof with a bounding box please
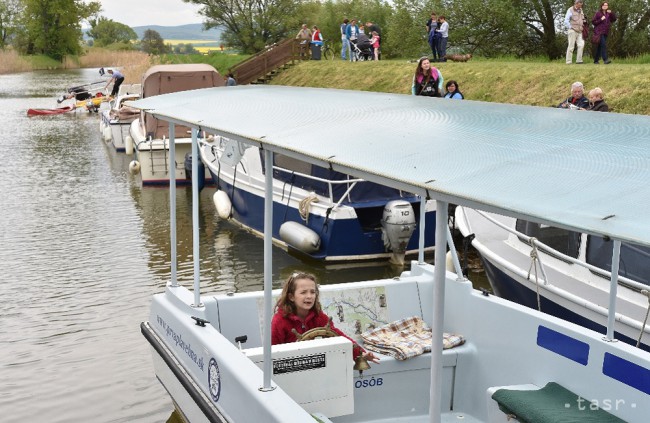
[127,86,650,247]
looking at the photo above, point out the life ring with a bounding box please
[292,317,338,341]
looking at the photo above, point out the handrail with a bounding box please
[230,38,306,85]
[469,208,650,293]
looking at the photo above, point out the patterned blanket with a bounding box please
[361,316,465,360]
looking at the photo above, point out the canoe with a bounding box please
[27,106,75,116]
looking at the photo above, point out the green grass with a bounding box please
[159,53,250,75]
[270,58,650,115]
[23,55,65,70]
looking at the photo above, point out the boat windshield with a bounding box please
[515,220,581,259]
[586,236,650,287]
[270,153,410,204]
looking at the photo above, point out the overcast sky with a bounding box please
[95,0,204,27]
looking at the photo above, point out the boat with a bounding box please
[131,86,650,423]
[99,83,141,152]
[27,105,75,116]
[128,64,223,185]
[198,134,435,263]
[455,206,650,352]
[58,80,110,113]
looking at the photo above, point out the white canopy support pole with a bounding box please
[169,123,178,288]
[261,149,275,392]
[418,193,427,263]
[191,128,202,307]
[428,200,448,423]
[446,225,466,281]
[604,239,622,341]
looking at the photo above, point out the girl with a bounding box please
[444,80,464,99]
[311,25,323,60]
[369,31,381,61]
[411,57,443,97]
[271,272,380,363]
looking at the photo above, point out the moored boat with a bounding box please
[131,87,650,423]
[99,83,141,152]
[128,64,223,185]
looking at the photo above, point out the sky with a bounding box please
[95,0,204,27]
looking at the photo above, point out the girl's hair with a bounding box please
[415,56,430,78]
[600,2,608,9]
[372,31,379,36]
[275,272,322,316]
[313,25,319,30]
[446,80,459,90]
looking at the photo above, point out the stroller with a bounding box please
[351,33,374,61]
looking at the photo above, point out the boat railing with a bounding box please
[467,208,650,293]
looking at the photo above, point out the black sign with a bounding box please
[273,353,326,374]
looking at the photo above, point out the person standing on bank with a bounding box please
[592,2,617,64]
[412,57,444,97]
[104,69,124,97]
[340,18,350,60]
[426,13,440,62]
[310,26,323,60]
[345,19,360,61]
[435,16,449,61]
[564,0,586,64]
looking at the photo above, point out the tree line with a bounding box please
[2,0,649,61]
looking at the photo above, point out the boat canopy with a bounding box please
[127,85,650,248]
[140,64,224,138]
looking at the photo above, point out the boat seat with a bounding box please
[489,382,628,423]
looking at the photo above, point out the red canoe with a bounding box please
[27,105,75,116]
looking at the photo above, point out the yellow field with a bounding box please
[166,39,223,53]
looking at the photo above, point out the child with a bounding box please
[369,31,380,61]
[271,272,380,363]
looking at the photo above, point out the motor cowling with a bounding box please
[381,200,416,265]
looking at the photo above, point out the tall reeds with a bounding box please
[0,49,32,74]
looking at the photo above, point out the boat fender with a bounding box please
[125,136,134,155]
[129,160,141,175]
[213,190,232,219]
[445,251,455,272]
[279,221,321,254]
[103,126,112,142]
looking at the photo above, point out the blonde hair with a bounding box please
[589,87,604,100]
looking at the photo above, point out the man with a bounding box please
[557,81,589,109]
[296,24,312,58]
[564,0,585,64]
[436,16,449,62]
[365,21,382,60]
[104,69,124,97]
[340,18,350,60]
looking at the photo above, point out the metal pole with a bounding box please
[419,193,427,263]
[191,128,202,307]
[605,239,622,341]
[428,200,448,423]
[261,149,275,391]
[169,123,178,287]
[446,226,465,281]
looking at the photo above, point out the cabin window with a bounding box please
[586,236,650,287]
[515,220,580,259]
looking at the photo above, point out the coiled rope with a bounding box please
[299,194,319,224]
[527,237,542,312]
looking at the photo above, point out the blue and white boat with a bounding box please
[198,131,436,263]
[131,87,650,423]
[455,207,650,352]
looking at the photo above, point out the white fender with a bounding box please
[125,135,134,155]
[129,160,141,175]
[213,190,232,219]
[279,221,321,254]
[445,251,455,272]
[103,126,112,141]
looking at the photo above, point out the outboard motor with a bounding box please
[381,200,416,265]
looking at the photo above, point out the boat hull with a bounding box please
[27,106,74,116]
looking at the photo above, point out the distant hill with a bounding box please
[132,23,222,41]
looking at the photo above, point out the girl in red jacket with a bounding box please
[271,272,380,363]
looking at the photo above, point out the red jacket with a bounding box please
[271,309,364,359]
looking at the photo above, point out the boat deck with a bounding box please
[335,412,482,423]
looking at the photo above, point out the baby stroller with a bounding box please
[352,33,374,61]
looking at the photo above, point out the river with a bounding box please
[1,69,442,422]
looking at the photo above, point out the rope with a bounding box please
[298,193,319,224]
[636,289,650,348]
[526,237,542,312]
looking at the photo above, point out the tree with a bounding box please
[0,0,22,48]
[185,0,302,53]
[19,0,100,60]
[173,43,199,54]
[87,17,137,47]
[141,29,170,55]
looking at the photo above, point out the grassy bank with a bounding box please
[271,59,650,116]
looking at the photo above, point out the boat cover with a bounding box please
[126,86,650,247]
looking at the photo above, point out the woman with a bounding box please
[411,57,443,97]
[592,2,616,64]
[310,25,323,60]
[444,80,464,99]
[586,87,609,112]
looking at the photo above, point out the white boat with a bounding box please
[198,134,436,263]
[130,87,650,423]
[455,207,650,352]
[129,64,223,185]
[99,83,141,152]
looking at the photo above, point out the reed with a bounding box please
[73,49,158,84]
[0,49,32,74]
